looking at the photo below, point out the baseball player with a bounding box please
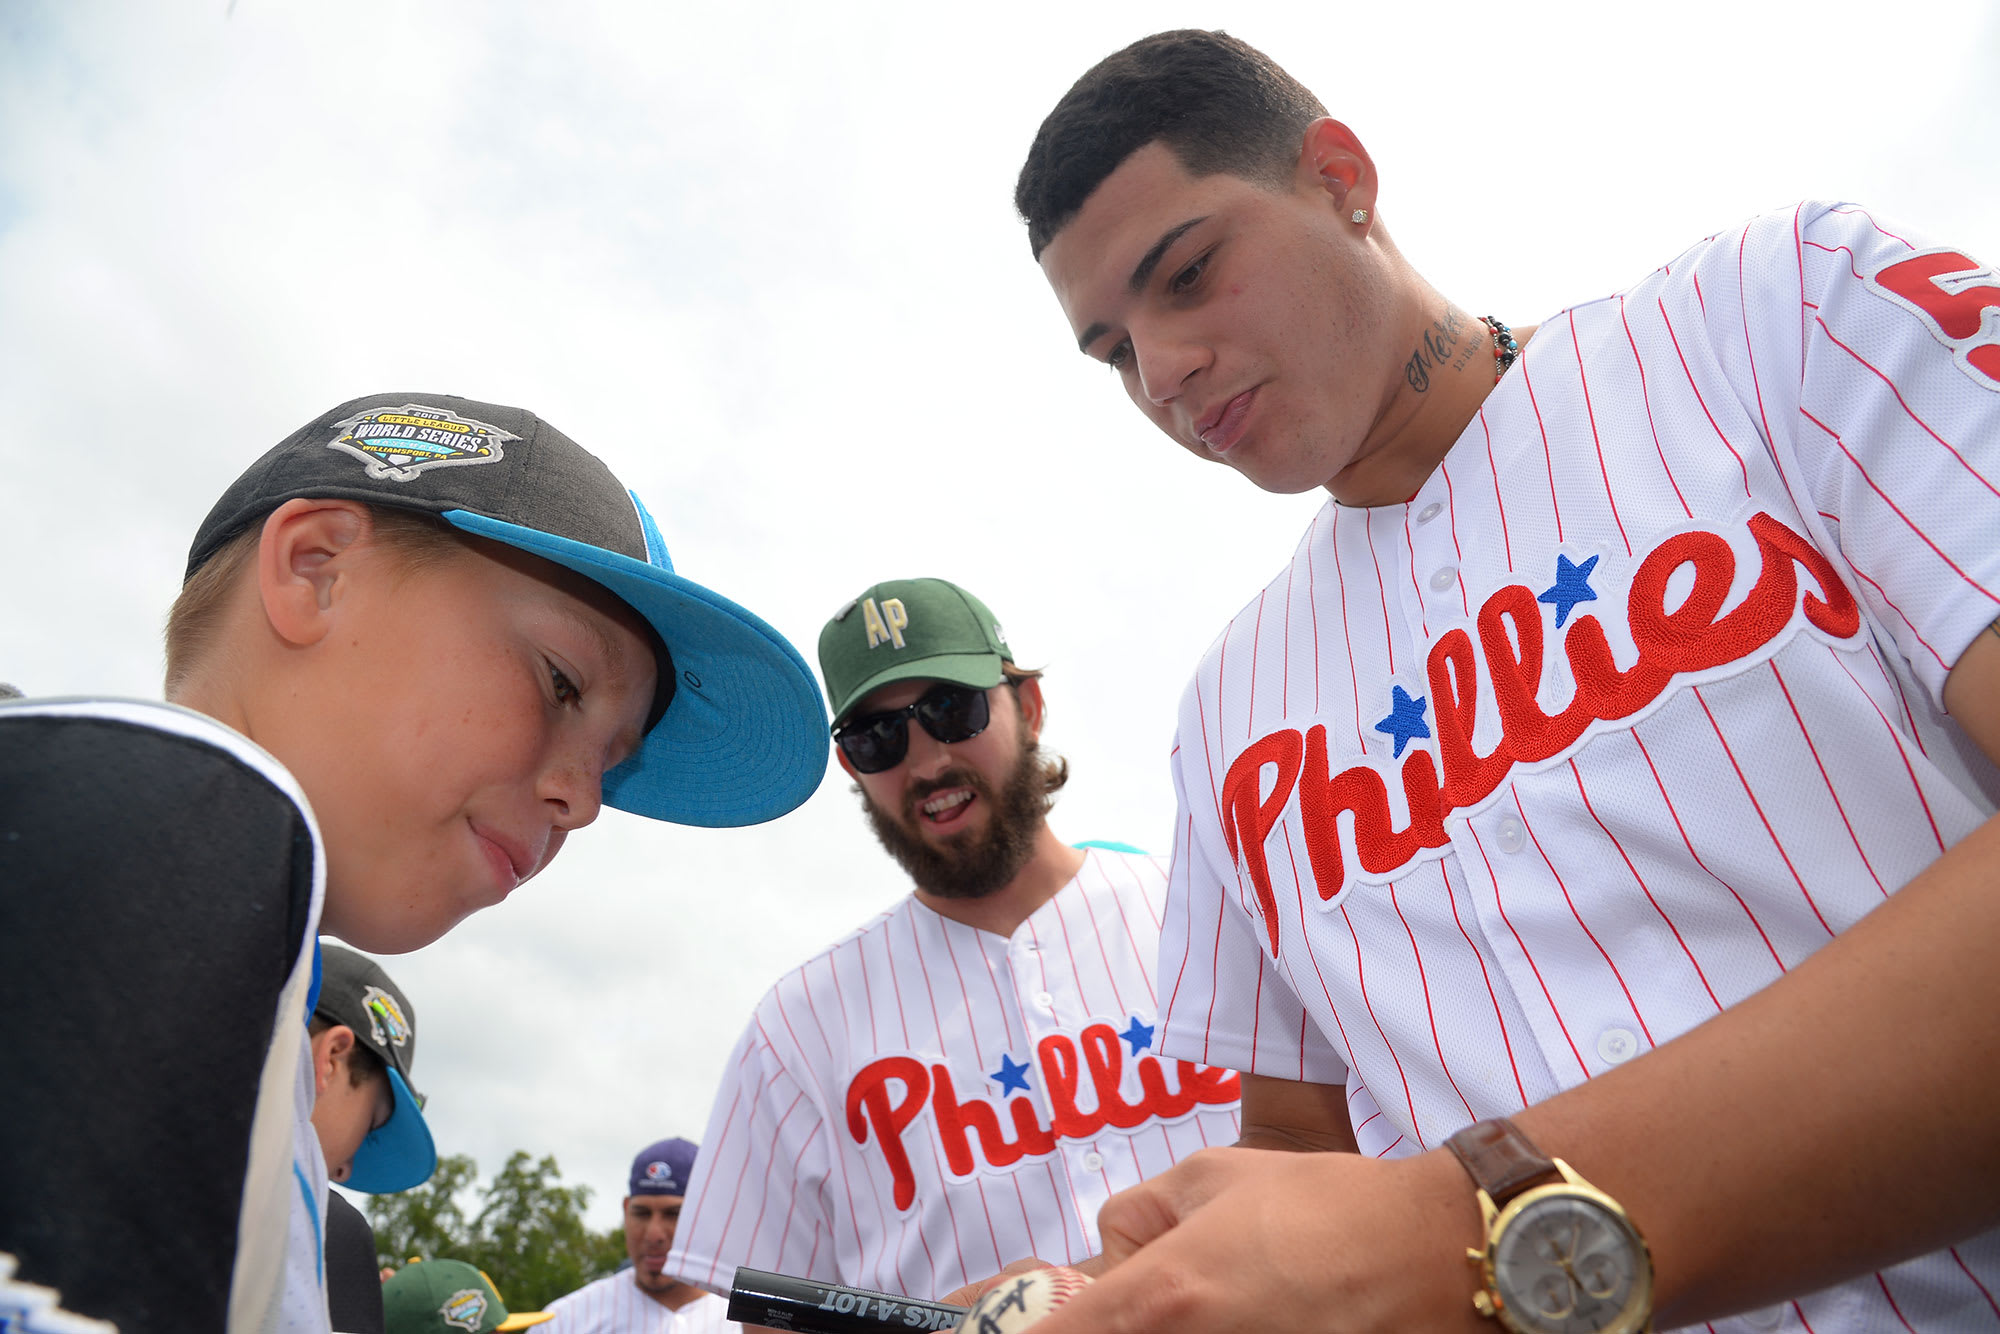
[997,28,2000,1334]
[664,578,1251,1302]
[542,1139,739,1334]
[0,394,830,1334]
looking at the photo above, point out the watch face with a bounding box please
[1490,1191,1649,1334]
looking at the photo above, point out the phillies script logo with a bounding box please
[845,1020,1239,1210]
[1869,248,2000,390]
[1222,512,1862,956]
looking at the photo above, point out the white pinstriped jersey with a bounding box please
[664,848,1253,1300]
[1156,202,2000,1331]
[542,1276,737,1334]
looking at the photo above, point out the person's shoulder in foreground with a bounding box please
[382,1258,549,1334]
[544,1138,739,1333]
[665,576,1243,1300]
[1,393,829,1333]
[996,26,2000,1334]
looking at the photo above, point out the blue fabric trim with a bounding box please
[1073,839,1147,854]
[305,939,323,1020]
[294,1161,325,1284]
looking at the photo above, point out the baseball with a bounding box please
[960,1267,1091,1333]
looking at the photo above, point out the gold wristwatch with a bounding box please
[1445,1118,1654,1334]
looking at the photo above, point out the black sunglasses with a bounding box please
[834,682,992,774]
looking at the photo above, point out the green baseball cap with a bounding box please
[818,578,1012,727]
[382,1259,551,1333]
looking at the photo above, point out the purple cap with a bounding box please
[628,1137,698,1197]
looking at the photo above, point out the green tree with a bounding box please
[366,1151,628,1311]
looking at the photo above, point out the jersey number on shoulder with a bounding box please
[1870,248,2000,390]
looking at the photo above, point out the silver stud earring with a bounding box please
[1351,209,1369,225]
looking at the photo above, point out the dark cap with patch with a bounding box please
[188,393,828,827]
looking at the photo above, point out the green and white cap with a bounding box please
[818,578,1011,728]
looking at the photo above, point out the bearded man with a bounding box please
[662,577,1254,1300]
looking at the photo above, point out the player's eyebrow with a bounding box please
[1075,216,1210,356]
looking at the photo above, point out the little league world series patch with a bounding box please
[328,403,520,482]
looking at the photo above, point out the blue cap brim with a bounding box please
[343,1068,437,1195]
[441,510,829,827]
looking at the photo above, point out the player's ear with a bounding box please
[257,499,371,648]
[834,746,860,781]
[1012,675,1048,741]
[1294,117,1378,231]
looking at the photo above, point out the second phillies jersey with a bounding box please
[665,848,1250,1299]
[1155,201,2000,1329]
[542,1276,738,1334]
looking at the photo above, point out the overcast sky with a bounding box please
[5,0,1996,1235]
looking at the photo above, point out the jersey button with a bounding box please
[1416,502,1443,524]
[1742,1305,1787,1331]
[1496,815,1526,854]
[1034,991,1056,1011]
[1428,567,1457,593]
[1079,1151,1105,1172]
[1596,1027,1640,1065]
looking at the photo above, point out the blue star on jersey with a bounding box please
[991,1053,1032,1095]
[1539,553,1600,628]
[1375,686,1431,758]
[1120,1017,1155,1055]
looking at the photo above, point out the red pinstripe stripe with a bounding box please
[1736,224,1781,471]
[1799,406,2000,607]
[1660,298,1752,497]
[1827,649,1946,854]
[1103,859,1159,1007]
[769,1121,825,1274]
[906,911,948,1053]
[1247,586,1267,739]
[803,1225,823,1282]
[1518,349,1566,543]
[1363,509,1397,674]
[1515,790,1656,1047]
[800,958,837,1061]
[686,1047,755,1285]
[1388,878,1476,1122]
[1008,1174,1037,1264]
[919,1134,966,1286]
[1693,687,1835,937]
[1373,1134,1405,1158]
[1026,911,1053,1007]
[1470,823,1590,1080]
[1817,317,2000,501]
[1043,1159,1080,1264]
[1305,508,1324,715]
[1354,1109,1382,1134]
[1949,1246,2000,1320]
[1297,995,1310,1083]
[899,1207,936,1295]
[1402,507,1432,638]
[825,937,855,1045]
[1565,308,1632,557]
[935,921,986,1069]
[1876,1272,1919,1333]
[977,920,1025,1055]
[1768,660,1888,896]
[1282,823,1315,1080]
[1045,883,1096,1015]
[1161,813,1197,1038]
[1631,729,1786,973]
[969,1177,1002,1275]
[1693,269,1707,315]
[1440,461,1471,616]
[1200,865,1227,1066]
[1805,241,1867,281]
[1248,912,1266,1057]
[1568,758,1721,1012]
[1328,507,1367,748]
[1794,203,1810,380]
[1791,1299,1815,1333]
[1831,205,1916,249]
[1198,636,1230,825]
[1479,410,1515,571]
[1440,859,1527,1106]
[1835,544,1950,670]
[1337,902,1426,1148]
[883,916,912,1049]
[1617,292,1692,519]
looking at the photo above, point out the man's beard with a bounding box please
[860,729,1050,900]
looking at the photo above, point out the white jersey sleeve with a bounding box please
[543,1272,741,1333]
[667,1009,836,1293]
[1754,203,2000,705]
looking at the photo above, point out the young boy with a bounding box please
[0,394,829,1334]
[312,944,437,1334]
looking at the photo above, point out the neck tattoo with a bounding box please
[1481,315,1519,384]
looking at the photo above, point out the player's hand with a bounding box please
[1021,1145,1489,1334]
[938,1254,1108,1308]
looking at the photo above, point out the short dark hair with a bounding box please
[1015,29,1327,259]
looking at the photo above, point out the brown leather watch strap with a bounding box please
[1446,1118,1564,1203]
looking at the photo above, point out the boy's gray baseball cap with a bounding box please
[314,943,435,1195]
[818,578,1012,728]
[187,393,828,827]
